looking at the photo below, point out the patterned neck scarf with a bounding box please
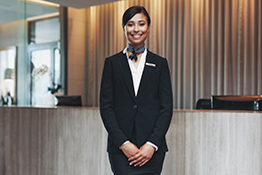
[127,44,145,61]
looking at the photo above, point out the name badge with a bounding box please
[146,62,156,67]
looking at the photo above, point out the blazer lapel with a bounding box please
[117,52,136,101]
[137,51,155,100]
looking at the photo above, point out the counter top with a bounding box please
[1,105,262,114]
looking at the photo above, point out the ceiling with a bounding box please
[0,0,58,24]
[0,0,125,24]
[43,0,125,9]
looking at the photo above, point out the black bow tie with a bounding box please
[128,44,145,61]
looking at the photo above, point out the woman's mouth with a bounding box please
[132,34,142,39]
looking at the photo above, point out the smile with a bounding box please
[131,34,142,39]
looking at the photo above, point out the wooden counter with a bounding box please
[0,106,261,175]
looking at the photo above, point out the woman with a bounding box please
[100,6,173,175]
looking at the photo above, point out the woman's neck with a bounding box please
[129,43,144,50]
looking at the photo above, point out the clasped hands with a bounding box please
[120,142,155,167]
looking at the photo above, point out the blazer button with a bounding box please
[133,105,137,109]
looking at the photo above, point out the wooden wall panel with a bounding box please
[0,107,261,175]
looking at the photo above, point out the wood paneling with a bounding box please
[67,8,87,104]
[0,107,261,175]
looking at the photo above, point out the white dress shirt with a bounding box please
[122,47,158,151]
[123,47,146,96]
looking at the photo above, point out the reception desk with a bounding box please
[0,106,261,175]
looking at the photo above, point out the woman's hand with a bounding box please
[128,143,155,167]
[120,142,140,159]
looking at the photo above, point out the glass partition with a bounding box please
[0,0,62,106]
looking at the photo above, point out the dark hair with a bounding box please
[122,6,151,27]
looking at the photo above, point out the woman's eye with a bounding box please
[139,23,145,26]
[127,23,133,27]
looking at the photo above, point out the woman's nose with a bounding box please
[134,24,139,32]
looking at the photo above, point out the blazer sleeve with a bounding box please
[147,58,173,147]
[99,57,128,148]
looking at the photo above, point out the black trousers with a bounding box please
[108,152,165,175]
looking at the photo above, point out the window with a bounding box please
[0,46,17,105]
[28,16,63,106]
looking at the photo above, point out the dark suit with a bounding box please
[100,50,173,174]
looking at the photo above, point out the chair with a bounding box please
[196,99,211,109]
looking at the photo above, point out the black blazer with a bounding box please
[100,50,173,154]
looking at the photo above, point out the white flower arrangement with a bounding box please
[31,64,49,81]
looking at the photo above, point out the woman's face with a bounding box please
[124,13,150,49]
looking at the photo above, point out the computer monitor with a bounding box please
[56,95,82,107]
[212,95,262,111]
